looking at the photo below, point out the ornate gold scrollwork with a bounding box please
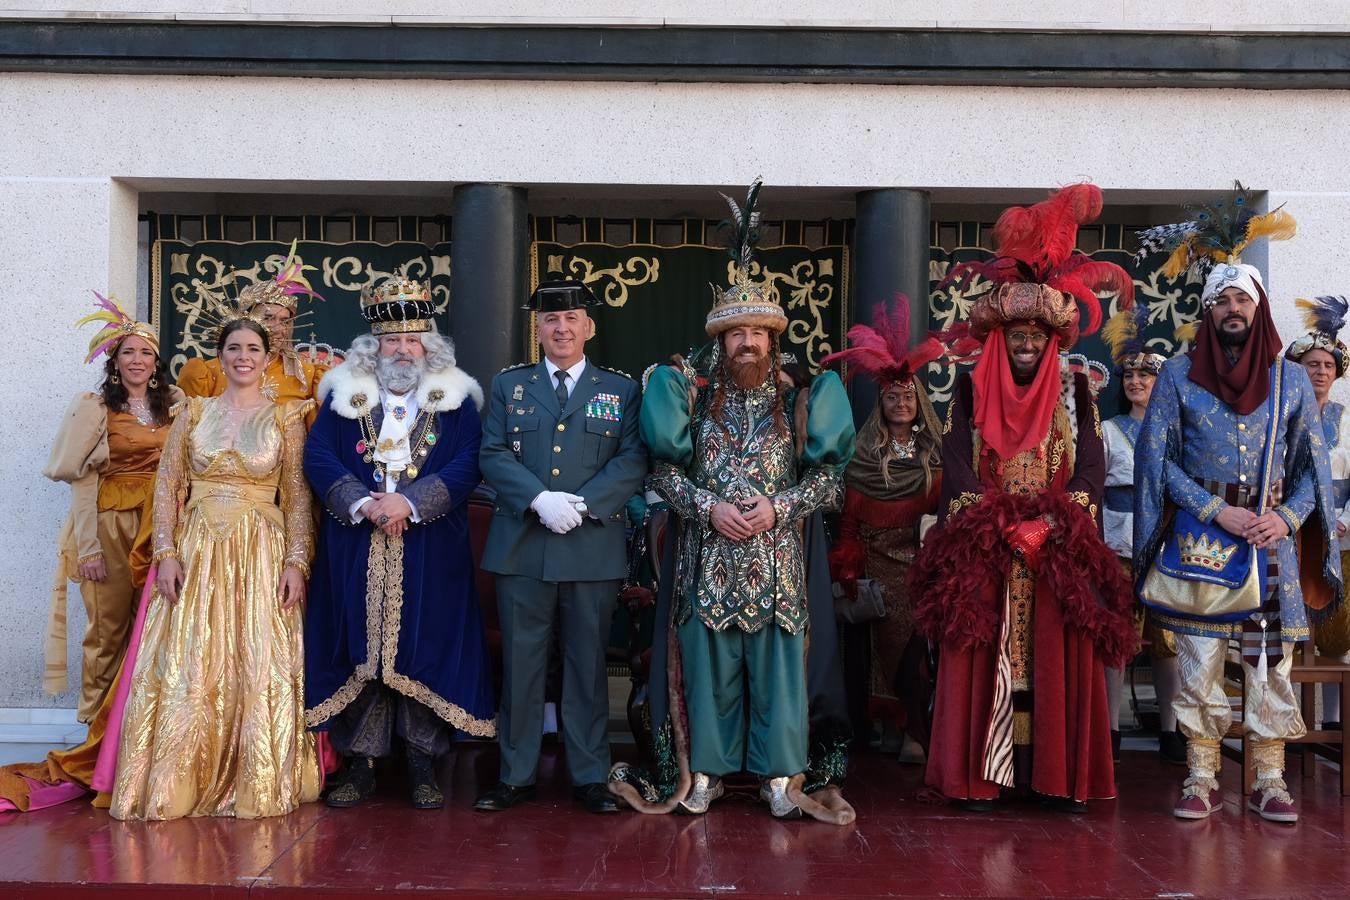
[548,254,662,308]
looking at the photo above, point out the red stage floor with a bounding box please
[2,743,1347,898]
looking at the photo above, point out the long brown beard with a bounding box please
[709,343,788,438]
[728,351,772,390]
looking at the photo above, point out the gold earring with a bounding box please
[148,376,159,389]
[110,372,121,385]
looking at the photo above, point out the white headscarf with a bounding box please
[1202,261,1264,307]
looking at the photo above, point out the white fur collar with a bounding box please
[318,360,484,419]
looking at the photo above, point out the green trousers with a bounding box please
[678,615,808,778]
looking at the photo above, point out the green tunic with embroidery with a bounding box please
[641,365,855,634]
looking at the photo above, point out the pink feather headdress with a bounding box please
[238,239,325,313]
[75,291,159,364]
[821,297,945,385]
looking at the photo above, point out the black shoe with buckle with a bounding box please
[406,749,444,810]
[474,781,536,812]
[572,782,619,814]
[325,756,377,808]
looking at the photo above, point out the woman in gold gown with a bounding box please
[111,316,321,821]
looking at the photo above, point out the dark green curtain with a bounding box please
[532,242,848,380]
[153,240,451,380]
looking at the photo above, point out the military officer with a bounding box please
[475,279,647,814]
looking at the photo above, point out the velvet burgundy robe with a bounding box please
[911,371,1136,802]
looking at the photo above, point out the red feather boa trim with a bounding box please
[828,538,867,583]
[908,491,1138,667]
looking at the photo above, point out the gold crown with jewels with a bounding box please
[1178,532,1238,572]
[360,276,432,309]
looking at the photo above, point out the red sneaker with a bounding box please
[1173,777,1222,820]
[1248,785,1298,823]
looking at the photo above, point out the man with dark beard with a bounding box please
[303,275,496,810]
[624,181,856,821]
[1135,202,1341,822]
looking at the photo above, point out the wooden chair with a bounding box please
[1222,642,1350,795]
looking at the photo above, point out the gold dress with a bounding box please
[111,396,321,821]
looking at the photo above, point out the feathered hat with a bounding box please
[1134,181,1295,307]
[820,298,944,388]
[705,177,788,337]
[1101,300,1166,375]
[77,291,159,364]
[1285,294,1349,377]
[944,183,1133,350]
[237,239,325,314]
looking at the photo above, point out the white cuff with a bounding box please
[350,496,373,522]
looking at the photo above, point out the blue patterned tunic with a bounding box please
[1133,356,1342,640]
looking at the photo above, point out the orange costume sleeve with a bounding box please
[175,357,222,398]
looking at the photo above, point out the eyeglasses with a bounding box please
[1006,330,1049,347]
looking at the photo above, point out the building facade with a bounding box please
[3,1,1350,711]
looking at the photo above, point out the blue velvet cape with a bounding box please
[302,384,496,737]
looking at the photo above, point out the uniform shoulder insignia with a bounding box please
[596,364,634,381]
[498,362,532,373]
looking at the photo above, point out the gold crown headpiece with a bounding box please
[235,239,324,314]
[705,177,788,337]
[194,289,273,349]
[76,291,159,364]
[361,273,436,335]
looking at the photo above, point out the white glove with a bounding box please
[531,491,585,535]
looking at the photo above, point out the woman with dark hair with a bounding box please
[1284,294,1350,730]
[823,303,944,760]
[44,293,183,723]
[1099,303,1176,763]
[111,314,321,820]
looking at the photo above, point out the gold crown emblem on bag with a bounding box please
[1178,532,1238,572]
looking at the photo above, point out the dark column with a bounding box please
[450,183,528,386]
[850,188,931,422]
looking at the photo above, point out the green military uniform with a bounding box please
[480,355,646,788]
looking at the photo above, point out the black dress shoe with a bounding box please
[325,756,377,808]
[1158,729,1187,765]
[955,798,994,812]
[572,782,619,814]
[1043,796,1089,814]
[407,749,444,810]
[474,782,536,811]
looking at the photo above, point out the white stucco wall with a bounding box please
[3,70,1347,707]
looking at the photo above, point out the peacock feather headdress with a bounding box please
[1134,181,1296,283]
